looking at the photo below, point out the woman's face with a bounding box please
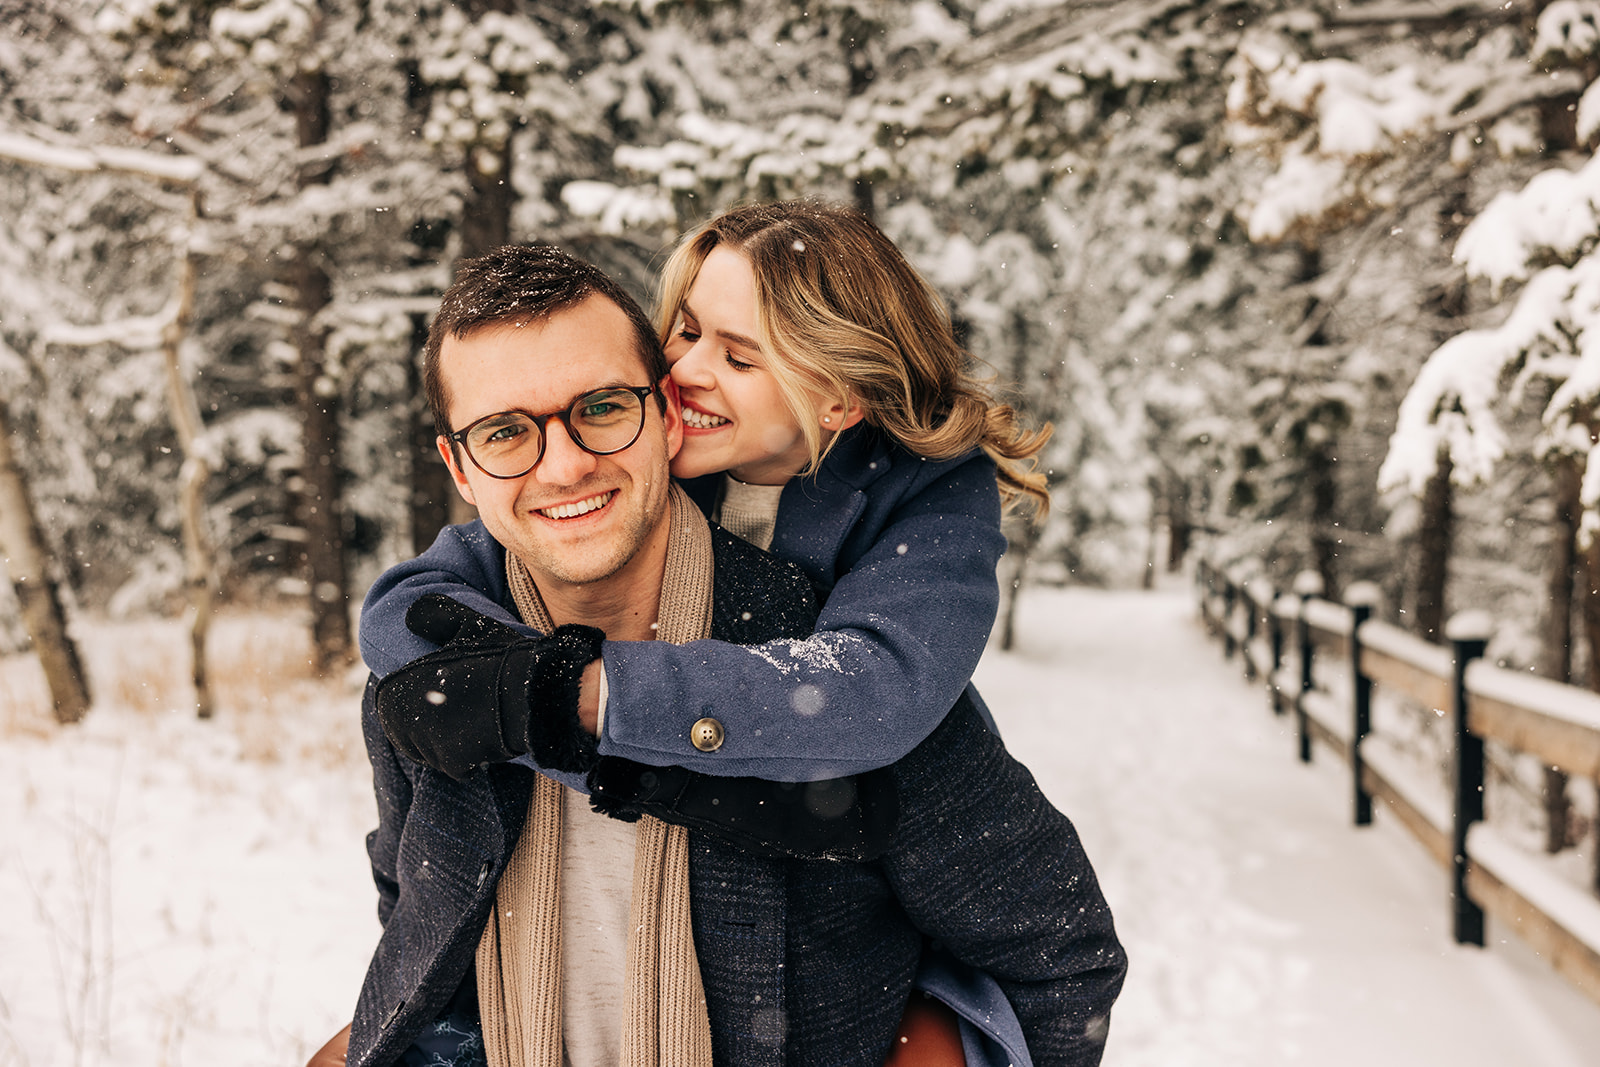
[666,246,832,485]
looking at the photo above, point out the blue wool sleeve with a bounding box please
[596,449,1006,780]
[359,520,542,678]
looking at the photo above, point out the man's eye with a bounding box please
[580,402,621,418]
[483,423,527,445]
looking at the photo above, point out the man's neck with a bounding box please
[524,520,670,641]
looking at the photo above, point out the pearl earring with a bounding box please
[823,415,833,425]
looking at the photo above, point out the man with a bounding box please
[344,244,1125,1067]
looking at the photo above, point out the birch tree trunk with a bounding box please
[161,196,218,718]
[0,131,215,717]
[0,402,91,723]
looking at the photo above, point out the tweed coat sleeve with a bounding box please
[352,674,531,1067]
[880,694,1128,1067]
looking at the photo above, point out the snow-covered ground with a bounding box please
[0,615,378,1066]
[977,581,1600,1067]
[4,583,1600,1065]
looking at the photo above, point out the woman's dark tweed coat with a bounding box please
[349,527,1126,1067]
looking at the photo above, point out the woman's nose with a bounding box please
[669,338,717,390]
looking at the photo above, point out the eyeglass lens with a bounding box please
[463,388,647,477]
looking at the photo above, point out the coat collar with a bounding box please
[773,426,892,590]
[678,425,895,590]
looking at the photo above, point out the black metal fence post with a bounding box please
[1346,583,1381,827]
[1447,611,1492,947]
[1293,570,1324,764]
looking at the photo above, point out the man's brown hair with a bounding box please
[424,244,669,442]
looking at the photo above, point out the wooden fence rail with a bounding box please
[1195,557,1600,1008]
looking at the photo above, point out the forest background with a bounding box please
[10,1,1600,777]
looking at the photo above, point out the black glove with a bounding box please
[374,593,605,779]
[587,757,900,862]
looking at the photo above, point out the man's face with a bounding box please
[436,294,683,596]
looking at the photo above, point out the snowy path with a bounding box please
[8,591,1600,1064]
[979,582,1600,1067]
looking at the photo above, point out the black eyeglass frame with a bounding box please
[445,383,662,480]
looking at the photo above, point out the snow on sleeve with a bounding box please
[740,629,869,679]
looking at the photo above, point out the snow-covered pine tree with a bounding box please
[95,0,450,670]
[1223,3,1558,611]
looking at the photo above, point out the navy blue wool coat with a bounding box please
[350,526,1125,1067]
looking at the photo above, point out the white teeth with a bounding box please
[538,492,613,520]
[683,407,730,429]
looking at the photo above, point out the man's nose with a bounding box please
[533,417,598,485]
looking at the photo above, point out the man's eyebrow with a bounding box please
[682,301,762,352]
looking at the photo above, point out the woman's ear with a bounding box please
[819,396,866,432]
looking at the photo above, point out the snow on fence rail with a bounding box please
[1195,557,1600,1009]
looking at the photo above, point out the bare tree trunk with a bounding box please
[1143,479,1158,591]
[1166,479,1192,572]
[161,195,218,717]
[1308,441,1339,602]
[290,63,353,672]
[0,403,91,723]
[1535,456,1581,851]
[408,312,454,553]
[1413,448,1454,642]
[998,523,1036,653]
[434,0,518,534]
[461,140,514,260]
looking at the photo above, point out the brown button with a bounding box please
[690,717,725,752]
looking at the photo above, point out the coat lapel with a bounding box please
[770,426,892,593]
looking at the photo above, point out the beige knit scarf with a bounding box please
[476,484,715,1067]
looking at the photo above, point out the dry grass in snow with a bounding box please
[0,612,377,1067]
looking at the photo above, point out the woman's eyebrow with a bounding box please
[682,301,762,352]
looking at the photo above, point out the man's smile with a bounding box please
[536,490,615,520]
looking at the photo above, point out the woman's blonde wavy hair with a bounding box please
[656,200,1052,514]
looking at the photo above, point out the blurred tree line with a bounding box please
[5,0,1600,731]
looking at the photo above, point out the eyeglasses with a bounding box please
[446,384,660,479]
